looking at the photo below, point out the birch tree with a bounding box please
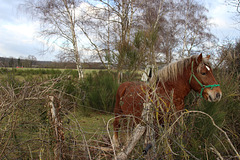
[26,0,216,76]
[23,0,84,79]
[176,0,216,58]
[140,0,215,63]
[84,0,141,71]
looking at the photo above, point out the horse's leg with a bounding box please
[113,82,130,149]
[112,88,123,149]
[113,115,121,148]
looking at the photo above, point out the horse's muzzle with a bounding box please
[207,91,222,102]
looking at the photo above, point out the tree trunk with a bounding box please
[63,0,83,80]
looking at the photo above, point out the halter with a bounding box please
[189,61,220,98]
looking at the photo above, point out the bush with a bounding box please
[82,71,119,112]
[179,67,240,159]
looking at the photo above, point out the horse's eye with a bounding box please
[201,72,206,75]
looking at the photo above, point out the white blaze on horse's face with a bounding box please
[206,66,210,71]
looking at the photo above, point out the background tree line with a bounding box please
[0,56,37,68]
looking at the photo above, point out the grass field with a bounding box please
[0,67,104,83]
[67,111,114,136]
[2,67,103,72]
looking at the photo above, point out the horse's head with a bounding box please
[189,54,222,102]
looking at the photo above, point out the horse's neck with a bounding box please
[154,62,194,110]
[159,65,192,99]
[174,73,191,98]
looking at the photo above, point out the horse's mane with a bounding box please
[153,55,211,83]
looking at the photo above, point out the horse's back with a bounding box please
[117,81,146,98]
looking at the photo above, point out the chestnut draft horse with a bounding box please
[112,54,222,147]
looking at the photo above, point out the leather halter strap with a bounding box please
[189,61,220,98]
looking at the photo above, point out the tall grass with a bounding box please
[0,67,239,159]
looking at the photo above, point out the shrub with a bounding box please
[180,67,240,159]
[82,71,119,112]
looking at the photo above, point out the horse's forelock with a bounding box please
[202,58,212,67]
[196,57,212,73]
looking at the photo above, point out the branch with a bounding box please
[76,22,107,69]
[162,110,240,159]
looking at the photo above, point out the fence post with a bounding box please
[47,96,65,160]
[144,102,157,159]
[115,102,151,160]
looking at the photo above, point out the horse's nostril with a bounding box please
[209,95,213,102]
[216,93,220,99]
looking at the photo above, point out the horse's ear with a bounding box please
[197,53,203,64]
[206,55,210,60]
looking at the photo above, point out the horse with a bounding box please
[112,53,222,148]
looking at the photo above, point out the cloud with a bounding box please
[207,0,240,40]
[1,0,240,61]
[0,0,58,61]
[0,1,97,61]
[2,23,35,42]
[0,21,56,61]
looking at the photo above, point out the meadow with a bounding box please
[0,67,239,159]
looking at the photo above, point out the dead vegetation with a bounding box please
[0,65,239,159]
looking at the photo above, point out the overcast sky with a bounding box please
[0,0,239,61]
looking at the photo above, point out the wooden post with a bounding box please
[144,102,156,159]
[48,96,65,160]
[115,103,150,160]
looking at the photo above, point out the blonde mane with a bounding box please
[153,55,211,83]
